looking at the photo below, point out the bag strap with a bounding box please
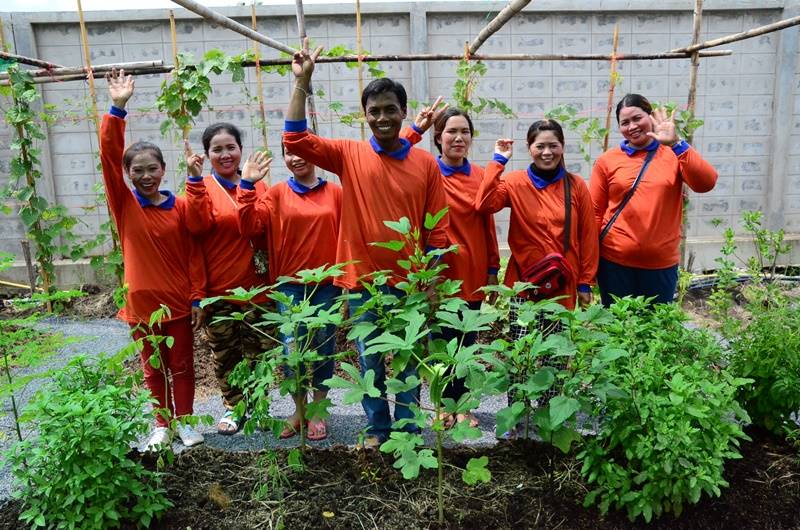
[563,171,571,254]
[599,147,657,242]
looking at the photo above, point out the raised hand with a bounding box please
[647,107,680,146]
[292,37,324,82]
[413,95,449,134]
[105,68,134,110]
[185,140,205,178]
[241,151,273,183]
[494,138,514,159]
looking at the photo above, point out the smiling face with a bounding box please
[126,151,165,199]
[207,131,242,178]
[618,105,654,148]
[283,148,316,181]
[364,91,407,151]
[438,115,472,165]
[528,130,564,171]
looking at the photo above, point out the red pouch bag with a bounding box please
[520,253,574,300]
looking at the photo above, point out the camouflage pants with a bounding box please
[204,300,273,409]
[507,296,566,407]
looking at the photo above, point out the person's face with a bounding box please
[364,92,407,147]
[283,148,315,180]
[207,131,242,178]
[126,151,165,197]
[528,130,563,171]
[618,105,654,148]
[438,115,472,162]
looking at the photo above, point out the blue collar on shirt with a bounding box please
[620,139,659,156]
[527,165,566,190]
[437,156,471,176]
[212,171,240,189]
[369,136,412,160]
[287,177,327,195]
[133,188,176,209]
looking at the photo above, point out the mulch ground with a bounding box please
[4,429,795,529]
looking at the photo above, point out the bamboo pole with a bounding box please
[0,50,63,70]
[294,0,319,133]
[469,0,532,55]
[356,0,365,140]
[0,50,735,86]
[251,4,270,178]
[0,17,8,53]
[0,60,164,80]
[671,14,800,53]
[680,0,704,269]
[170,0,295,55]
[602,24,620,152]
[78,0,123,287]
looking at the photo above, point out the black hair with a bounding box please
[360,77,407,111]
[432,108,474,154]
[123,142,165,171]
[201,122,243,155]
[526,119,565,147]
[615,93,653,123]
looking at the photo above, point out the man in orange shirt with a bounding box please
[283,40,449,446]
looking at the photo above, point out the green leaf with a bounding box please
[462,456,491,485]
[550,427,582,453]
[548,395,580,428]
[424,207,449,231]
[495,402,524,437]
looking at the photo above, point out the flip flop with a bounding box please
[306,419,328,441]
[279,418,303,439]
[217,410,244,436]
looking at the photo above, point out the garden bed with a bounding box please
[3,429,794,529]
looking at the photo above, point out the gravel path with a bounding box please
[0,317,510,502]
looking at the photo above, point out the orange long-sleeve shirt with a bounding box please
[282,124,449,290]
[99,110,205,324]
[590,143,717,269]
[475,160,599,309]
[237,179,342,284]
[401,128,500,301]
[184,173,268,298]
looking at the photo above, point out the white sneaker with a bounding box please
[145,426,172,451]
[176,422,205,447]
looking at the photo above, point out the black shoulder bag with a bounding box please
[599,148,657,242]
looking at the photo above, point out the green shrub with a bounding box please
[578,298,751,522]
[7,356,171,529]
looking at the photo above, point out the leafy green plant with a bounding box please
[545,104,608,164]
[653,101,704,141]
[7,355,172,529]
[453,59,515,124]
[252,448,304,501]
[577,298,750,522]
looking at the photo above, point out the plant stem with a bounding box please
[2,352,24,444]
[435,404,445,525]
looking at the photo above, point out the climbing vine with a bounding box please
[453,59,515,122]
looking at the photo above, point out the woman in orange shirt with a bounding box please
[590,94,717,306]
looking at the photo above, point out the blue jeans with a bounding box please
[349,286,420,440]
[597,258,678,307]
[275,282,341,392]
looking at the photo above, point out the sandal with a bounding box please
[279,417,303,439]
[217,410,244,436]
[307,419,328,441]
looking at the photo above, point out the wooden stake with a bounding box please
[671,14,800,53]
[170,0,295,54]
[20,241,38,298]
[0,16,8,53]
[356,0,365,141]
[469,0,532,55]
[0,50,63,69]
[169,9,191,142]
[680,0,704,269]
[0,60,163,80]
[251,4,270,184]
[78,0,123,287]
[294,0,319,133]
[602,24,620,152]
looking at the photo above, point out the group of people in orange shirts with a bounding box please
[100,39,717,450]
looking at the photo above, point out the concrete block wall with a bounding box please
[1,0,799,280]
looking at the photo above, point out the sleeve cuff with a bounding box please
[109,105,127,119]
[671,139,690,156]
[187,176,204,183]
[492,153,509,165]
[284,119,308,133]
[577,284,592,293]
[191,300,201,308]
[411,123,424,135]
[488,267,499,275]
[239,179,256,190]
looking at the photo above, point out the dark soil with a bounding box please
[4,429,795,529]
